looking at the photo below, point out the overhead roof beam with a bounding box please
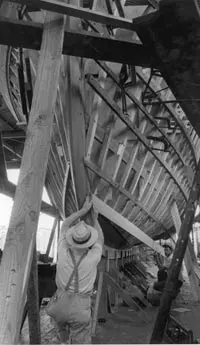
[0,17,154,67]
[7,0,138,31]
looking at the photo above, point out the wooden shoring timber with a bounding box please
[171,202,200,301]
[150,159,200,344]
[0,9,65,343]
[0,133,7,183]
[45,217,58,259]
[87,76,188,201]
[92,195,165,256]
[27,245,41,344]
[27,54,69,174]
[92,270,104,335]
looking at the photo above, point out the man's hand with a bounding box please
[91,205,98,221]
[82,196,93,213]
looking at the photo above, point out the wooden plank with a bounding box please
[150,158,200,344]
[104,271,149,321]
[0,133,7,183]
[92,271,104,335]
[92,195,165,255]
[9,0,135,31]
[27,245,41,344]
[0,9,65,343]
[45,217,58,259]
[104,272,138,311]
[171,202,200,301]
[0,17,153,67]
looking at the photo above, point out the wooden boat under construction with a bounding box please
[1,0,200,254]
[1,0,200,342]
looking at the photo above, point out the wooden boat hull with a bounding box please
[0,1,199,251]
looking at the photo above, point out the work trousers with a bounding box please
[51,291,92,344]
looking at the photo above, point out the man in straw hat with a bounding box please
[49,197,104,344]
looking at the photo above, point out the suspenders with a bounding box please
[64,248,88,293]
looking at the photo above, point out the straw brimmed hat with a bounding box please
[65,220,98,249]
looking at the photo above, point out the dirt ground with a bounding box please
[20,300,200,344]
[19,280,200,344]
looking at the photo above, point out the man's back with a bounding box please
[56,239,102,294]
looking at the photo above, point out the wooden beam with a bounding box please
[150,158,200,344]
[0,17,153,67]
[0,8,65,343]
[5,160,21,169]
[0,133,7,183]
[9,0,135,31]
[92,195,165,256]
[104,271,149,322]
[171,202,200,301]
[125,0,159,8]
[0,179,58,217]
[45,217,58,258]
[92,271,104,335]
[1,130,25,139]
[27,245,41,344]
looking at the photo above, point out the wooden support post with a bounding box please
[0,9,65,343]
[45,217,58,260]
[92,271,104,336]
[27,245,41,344]
[92,195,165,256]
[114,251,119,307]
[171,201,200,301]
[96,260,108,322]
[0,133,7,184]
[150,159,200,344]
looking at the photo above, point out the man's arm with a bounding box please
[60,198,93,238]
[91,206,104,246]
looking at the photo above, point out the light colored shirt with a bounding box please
[56,233,103,294]
[154,253,172,269]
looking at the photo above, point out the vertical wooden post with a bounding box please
[92,271,104,335]
[171,201,200,301]
[115,251,119,307]
[0,10,65,343]
[150,159,200,344]
[27,245,41,344]
[45,217,58,260]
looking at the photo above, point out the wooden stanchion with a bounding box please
[0,8,65,343]
[150,159,200,344]
[45,217,58,260]
[27,245,41,344]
